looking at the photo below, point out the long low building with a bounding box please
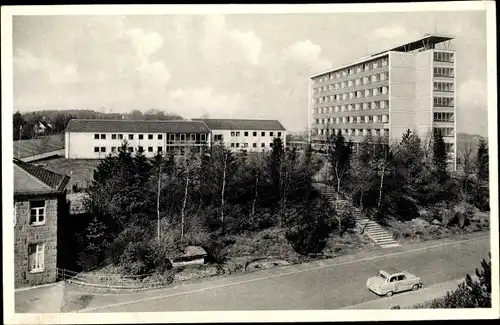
[65,119,211,159]
[64,118,287,159]
[192,118,286,152]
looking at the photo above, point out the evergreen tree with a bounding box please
[13,111,25,140]
[432,131,448,181]
[476,138,489,182]
[269,137,285,202]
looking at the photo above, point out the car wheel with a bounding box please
[386,291,393,297]
[412,284,419,291]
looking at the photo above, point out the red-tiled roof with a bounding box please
[192,118,286,131]
[14,159,70,196]
[65,119,210,134]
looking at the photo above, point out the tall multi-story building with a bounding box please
[193,118,286,152]
[309,34,457,170]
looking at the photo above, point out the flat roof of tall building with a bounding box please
[369,34,454,57]
[311,34,454,78]
[65,119,211,133]
[192,118,286,131]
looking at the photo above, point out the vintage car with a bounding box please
[366,268,423,297]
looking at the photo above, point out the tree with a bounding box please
[349,134,377,210]
[432,131,448,181]
[211,143,237,233]
[13,111,25,140]
[130,109,143,119]
[327,130,353,232]
[178,148,202,243]
[374,136,393,209]
[458,139,476,196]
[476,138,489,183]
[285,196,334,255]
[247,151,267,217]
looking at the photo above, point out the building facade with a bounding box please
[193,118,287,152]
[309,35,456,170]
[14,159,70,287]
[65,119,211,159]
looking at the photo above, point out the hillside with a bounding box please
[456,132,486,158]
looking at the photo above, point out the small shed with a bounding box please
[172,246,207,267]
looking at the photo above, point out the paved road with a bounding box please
[80,236,489,312]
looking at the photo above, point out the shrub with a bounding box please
[203,234,235,265]
[119,239,175,275]
[411,254,491,308]
[340,212,356,236]
[285,198,333,255]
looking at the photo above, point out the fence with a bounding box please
[56,268,174,291]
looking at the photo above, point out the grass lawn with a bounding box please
[33,158,101,192]
[14,134,65,159]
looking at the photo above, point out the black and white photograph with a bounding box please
[2,2,498,324]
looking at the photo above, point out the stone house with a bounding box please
[14,159,70,287]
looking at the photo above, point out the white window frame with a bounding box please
[30,201,46,225]
[28,243,45,273]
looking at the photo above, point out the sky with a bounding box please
[11,9,489,136]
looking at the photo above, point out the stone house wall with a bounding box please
[14,196,58,288]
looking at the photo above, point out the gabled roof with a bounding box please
[14,159,70,196]
[192,118,286,131]
[38,120,52,129]
[65,119,210,134]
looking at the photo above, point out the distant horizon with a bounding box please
[12,107,489,139]
[9,8,491,137]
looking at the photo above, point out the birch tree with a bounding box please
[327,130,353,233]
[211,143,236,233]
[178,148,202,244]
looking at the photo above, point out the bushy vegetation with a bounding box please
[75,128,489,276]
[77,139,341,274]
[393,254,491,309]
[339,130,489,229]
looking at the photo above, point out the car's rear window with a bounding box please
[377,272,387,280]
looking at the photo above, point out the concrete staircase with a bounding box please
[354,210,401,248]
[315,184,401,248]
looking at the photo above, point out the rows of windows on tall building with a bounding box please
[433,82,454,92]
[228,131,282,137]
[433,52,454,63]
[313,57,389,84]
[315,114,390,125]
[313,72,389,94]
[313,86,389,104]
[93,133,207,142]
[315,128,389,137]
[433,112,455,122]
[434,97,454,107]
[433,127,455,137]
[433,67,454,78]
[313,100,389,114]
